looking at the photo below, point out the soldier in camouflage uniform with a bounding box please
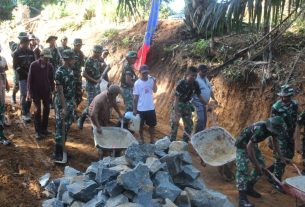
[0,45,11,145]
[268,85,298,186]
[120,51,138,113]
[54,49,76,162]
[46,36,62,73]
[10,32,28,104]
[58,36,71,56]
[297,110,305,175]
[169,66,207,142]
[235,116,287,207]
[72,38,85,107]
[77,45,103,129]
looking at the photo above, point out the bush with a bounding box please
[42,3,70,19]
[121,37,130,46]
[102,29,119,39]
[191,39,210,57]
[59,20,84,32]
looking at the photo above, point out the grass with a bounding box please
[191,39,210,57]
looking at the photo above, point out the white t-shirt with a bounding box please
[192,74,212,105]
[133,78,155,111]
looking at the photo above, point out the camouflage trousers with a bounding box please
[169,102,193,142]
[55,98,74,145]
[236,145,265,191]
[273,136,295,180]
[74,80,83,107]
[82,84,100,116]
[12,70,19,93]
[121,87,133,112]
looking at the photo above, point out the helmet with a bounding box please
[62,49,76,60]
[266,116,287,136]
[277,84,294,97]
[108,85,121,95]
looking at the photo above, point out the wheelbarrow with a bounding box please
[265,163,305,207]
[189,126,236,180]
[92,125,138,159]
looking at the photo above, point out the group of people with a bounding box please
[1,31,305,206]
[234,84,305,207]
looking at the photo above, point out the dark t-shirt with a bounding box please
[13,48,35,80]
[175,79,201,103]
[27,59,54,99]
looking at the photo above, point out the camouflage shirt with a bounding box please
[235,121,272,148]
[47,47,62,72]
[84,57,102,88]
[271,100,298,133]
[72,49,85,78]
[120,63,137,88]
[55,66,75,100]
[175,79,201,103]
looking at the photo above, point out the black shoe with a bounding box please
[239,191,255,207]
[247,182,261,198]
[41,130,52,136]
[35,132,42,140]
[0,136,11,145]
[54,144,63,161]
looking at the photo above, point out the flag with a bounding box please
[135,0,161,70]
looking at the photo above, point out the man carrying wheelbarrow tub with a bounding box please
[235,116,288,207]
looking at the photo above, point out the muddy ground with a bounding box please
[0,101,300,207]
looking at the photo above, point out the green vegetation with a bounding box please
[59,20,84,32]
[101,29,120,39]
[0,0,16,20]
[121,37,131,46]
[191,39,210,57]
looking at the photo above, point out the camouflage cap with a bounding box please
[18,32,28,39]
[126,51,137,58]
[266,116,287,136]
[62,49,76,60]
[73,38,83,45]
[46,35,58,43]
[20,36,30,43]
[93,45,103,53]
[277,84,294,97]
[40,48,53,58]
[61,36,68,40]
[108,85,121,95]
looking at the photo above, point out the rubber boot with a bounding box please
[246,182,261,198]
[55,143,63,161]
[77,114,86,130]
[239,191,255,207]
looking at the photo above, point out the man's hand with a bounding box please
[96,127,103,134]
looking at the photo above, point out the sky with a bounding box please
[168,0,185,13]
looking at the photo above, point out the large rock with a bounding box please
[84,191,108,207]
[125,144,155,166]
[42,198,64,207]
[98,157,114,168]
[104,194,128,207]
[104,180,124,197]
[133,190,153,207]
[145,157,163,174]
[110,165,131,173]
[185,187,234,207]
[154,150,167,158]
[39,173,51,187]
[85,162,99,180]
[64,166,82,177]
[56,179,70,201]
[117,163,153,194]
[67,180,98,202]
[181,165,200,180]
[160,152,184,176]
[174,191,191,207]
[61,191,74,206]
[173,176,205,191]
[155,136,171,151]
[70,201,85,207]
[168,141,188,153]
[95,167,119,184]
[153,171,182,202]
[113,156,129,166]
